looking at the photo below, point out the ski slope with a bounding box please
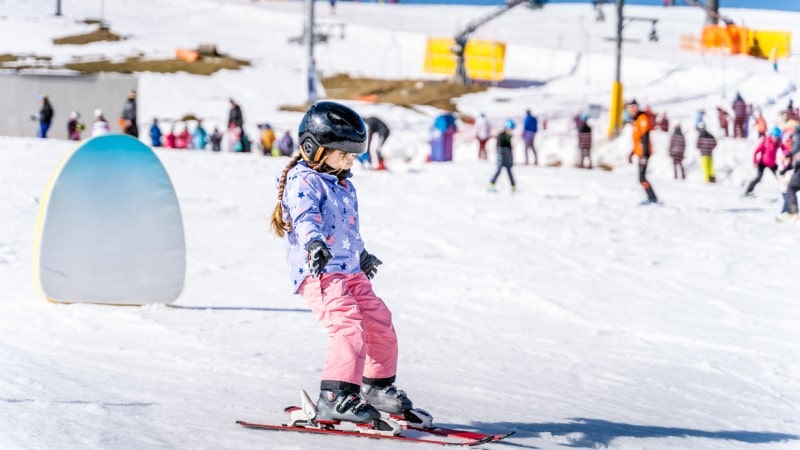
[1,0,799,448]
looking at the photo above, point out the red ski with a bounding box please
[237,391,514,445]
[236,420,514,446]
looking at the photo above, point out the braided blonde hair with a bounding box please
[271,154,303,237]
[270,147,335,237]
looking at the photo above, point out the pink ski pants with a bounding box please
[298,272,398,385]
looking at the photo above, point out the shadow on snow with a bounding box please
[462,418,798,448]
[168,305,311,313]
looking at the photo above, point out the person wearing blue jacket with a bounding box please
[270,101,414,424]
[192,120,208,150]
[149,118,163,147]
[522,109,538,165]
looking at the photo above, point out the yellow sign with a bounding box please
[423,37,505,82]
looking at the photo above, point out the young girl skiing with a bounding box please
[270,101,413,424]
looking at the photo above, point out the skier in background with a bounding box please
[668,124,686,180]
[732,93,747,138]
[176,124,190,149]
[120,90,138,137]
[474,112,491,160]
[260,123,276,156]
[716,106,730,137]
[362,116,390,170]
[164,126,177,149]
[270,101,414,424]
[193,120,208,150]
[150,118,163,147]
[777,125,800,221]
[744,126,783,197]
[694,108,706,131]
[67,111,84,141]
[34,94,54,138]
[577,117,592,169]
[754,109,767,139]
[626,99,658,204]
[488,119,517,192]
[228,98,248,151]
[277,130,294,157]
[90,109,110,137]
[522,109,538,165]
[697,122,718,183]
[210,127,222,152]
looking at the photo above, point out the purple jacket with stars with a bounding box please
[280,162,364,292]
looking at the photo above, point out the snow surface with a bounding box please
[1,0,800,448]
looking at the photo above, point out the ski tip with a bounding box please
[474,430,516,445]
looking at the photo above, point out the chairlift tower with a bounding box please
[306,0,319,104]
[452,0,532,86]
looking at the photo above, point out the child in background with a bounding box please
[778,125,800,221]
[474,112,490,160]
[277,130,294,157]
[697,122,718,183]
[668,124,686,180]
[488,120,517,192]
[164,126,177,149]
[577,117,592,169]
[150,118,163,147]
[744,126,783,197]
[210,127,222,152]
[90,109,110,137]
[270,101,414,424]
[176,124,190,149]
[260,123,276,156]
[193,120,208,150]
[67,112,84,141]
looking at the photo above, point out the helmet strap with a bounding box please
[312,146,325,162]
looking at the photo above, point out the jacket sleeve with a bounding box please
[792,129,800,156]
[285,173,325,251]
[753,140,765,165]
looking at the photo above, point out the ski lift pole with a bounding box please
[607,0,624,138]
[451,0,529,86]
[56,0,62,16]
[306,0,319,103]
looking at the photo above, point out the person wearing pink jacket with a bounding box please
[744,126,784,197]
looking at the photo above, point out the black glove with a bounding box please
[359,249,383,280]
[307,240,332,278]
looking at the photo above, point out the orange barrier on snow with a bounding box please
[423,37,505,82]
[175,48,199,63]
[356,94,378,103]
[680,34,699,51]
[700,25,791,59]
[702,25,748,54]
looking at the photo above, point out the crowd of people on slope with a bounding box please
[470,95,800,222]
[31,92,396,165]
[30,87,800,222]
[32,90,136,141]
[626,96,800,221]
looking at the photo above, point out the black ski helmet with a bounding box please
[298,101,367,162]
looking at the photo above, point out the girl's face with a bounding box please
[325,150,355,171]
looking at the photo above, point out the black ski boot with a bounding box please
[316,390,380,423]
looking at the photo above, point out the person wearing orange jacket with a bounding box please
[626,99,658,204]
